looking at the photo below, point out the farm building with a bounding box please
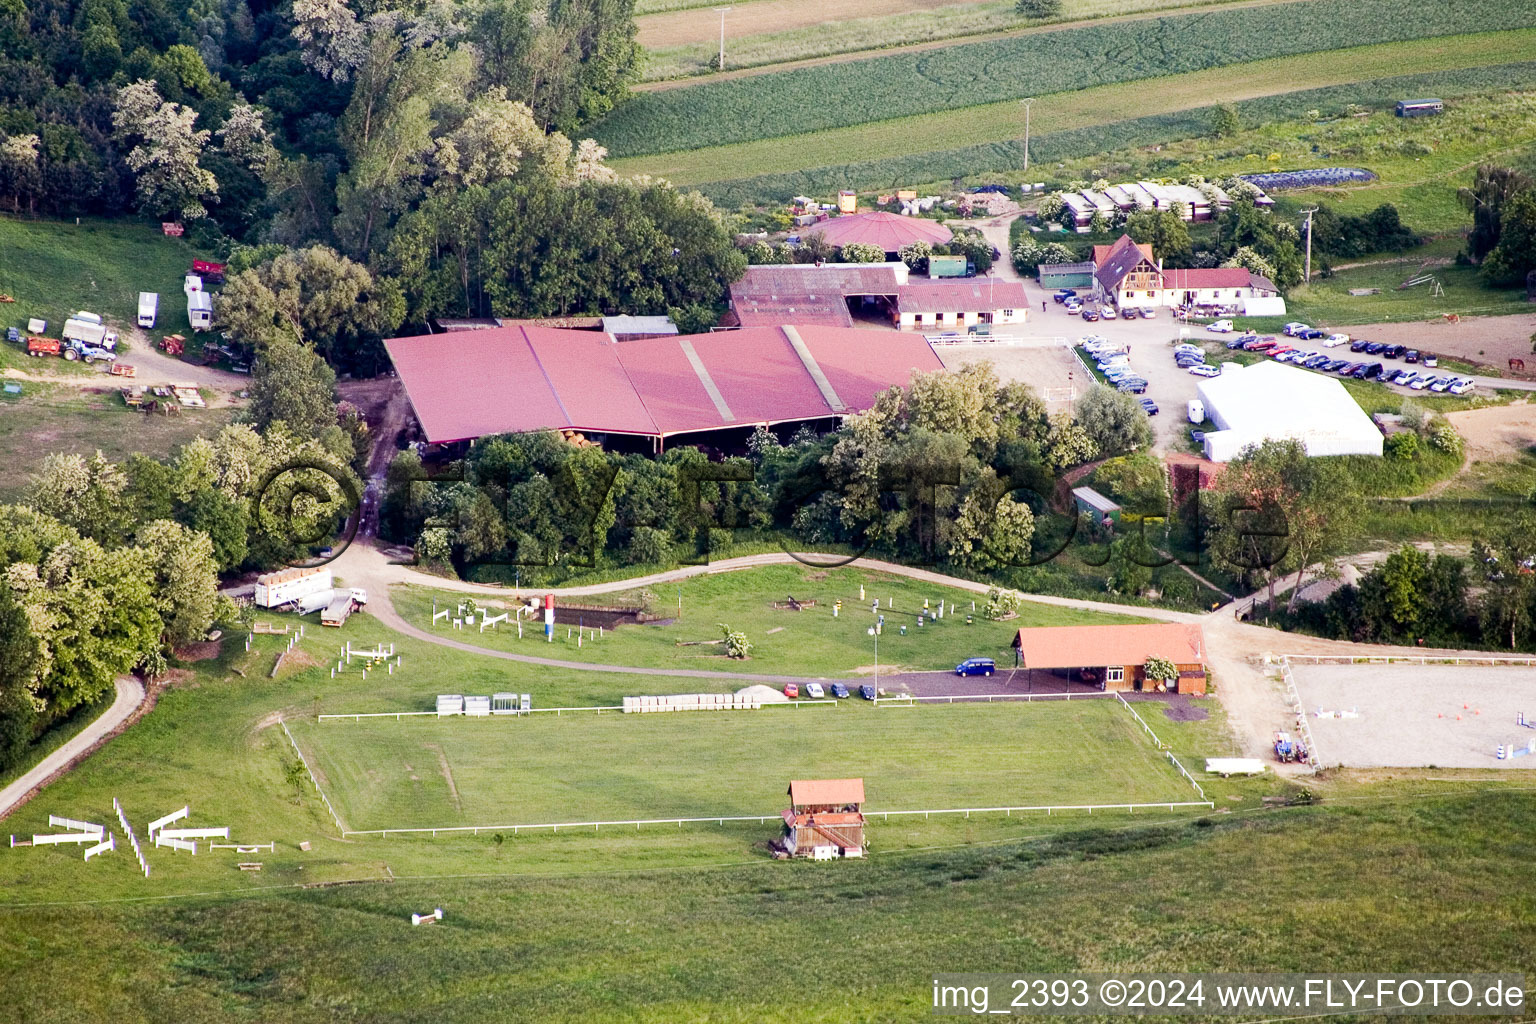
[1195,360,1384,461]
[1064,180,1269,224]
[1038,261,1096,291]
[384,323,944,450]
[782,778,865,858]
[1060,192,1098,232]
[894,278,1028,330]
[1012,623,1208,694]
[804,210,953,254]
[1071,486,1121,527]
[729,262,905,328]
[1091,235,1285,314]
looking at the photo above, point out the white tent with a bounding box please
[1197,360,1383,462]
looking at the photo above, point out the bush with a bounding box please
[1016,0,1062,17]
[1385,432,1420,461]
[626,526,672,565]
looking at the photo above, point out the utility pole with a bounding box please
[1020,98,1036,175]
[1300,206,1318,283]
[713,7,732,71]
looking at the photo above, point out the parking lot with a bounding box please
[1291,662,1536,769]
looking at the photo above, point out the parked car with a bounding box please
[1176,355,1205,367]
[1324,359,1348,372]
[1228,335,1255,349]
[1396,372,1421,388]
[1384,345,1406,359]
[1365,342,1387,355]
[1081,309,1100,322]
[1448,378,1475,395]
[829,682,849,698]
[1189,364,1221,377]
[1242,338,1272,351]
[1140,307,1157,318]
[859,684,877,700]
[1065,301,1082,313]
[1429,377,1452,392]
[1140,398,1159,415]
[1190,428,1206,443]
[956,658,996,677]
[783,682,799,698]
[1117,380,1148,394]
[1283,322,1310,336]
[1101,307,1117,320]
[1324,333,1351,347]
[1053,289,1077,303]
[1404,349,1420,364]
[804,682,825,699]
[1409,375,1436,390]
[1268,344,1295,356]
[1338,362,1360,376]
[1362,363,1385,380]
[1422,354,1439,368]
[1120,307,1138,320]
[1297,328,1327,341]
[1350,339,1371,353]
[1206,319,1235,333]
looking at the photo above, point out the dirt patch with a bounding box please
[1338,313,1536,371]
[174,639,223,663]
[282,649,321,673]
[426,743,462,812]
[159,668,197,687]
[1162,700,1210,722]
[1443,402,1536,462]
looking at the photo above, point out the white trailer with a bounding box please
[62,313,118,351]
[321,593,356,627]
[252,567,333,608]
[188,290,213,331]
[297,589,337,616]
[137,292,159,328]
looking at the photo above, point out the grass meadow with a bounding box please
[392,564,1152,677]
[3,591,1536,1019]
[594,0,1524,157]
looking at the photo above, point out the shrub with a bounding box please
[1385,432,1420,460]
[1016,0,1062,17]
[626,526,672,565]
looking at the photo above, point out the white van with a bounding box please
[1187,399,1206,424]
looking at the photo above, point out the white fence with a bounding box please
[1278,658,1323,774]
[279,718,346,833]
[340,799,1214,838]
[1282,653,1536,667]
[925,334,1068,348]
[875,691,1115,706]
[1113,693,1208,801]
[316,698,838,722]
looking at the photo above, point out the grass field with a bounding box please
[6,591,1536,1019]
[617,31,1536,184]
[391,564,1152,676]
[0,383,235,499]
[290,700,1194,831]
[0,216,208,341]
[595,0,1518,157]
[1287,242,1535,326]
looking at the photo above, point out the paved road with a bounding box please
[0,676,146,821]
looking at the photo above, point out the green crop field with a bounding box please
[593,0,1516,158]
[0,216,209,341]
[289,700,1193,831]
[617,31,1536,185]
[391,564,1152,677]
[693,61,1536,210]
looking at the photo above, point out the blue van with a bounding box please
[956,658,996,677]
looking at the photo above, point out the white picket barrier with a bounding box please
[147,806,189,835]
[156,827,229,841]
[113,797,150,878]
[32,831,105,846]
[210,842,275,853]
[432,608,450,624]
[48,815,104,835]
[83,833,115,861]
[479,611,508,632]
[411,908,443,926]
[154,834,197,854]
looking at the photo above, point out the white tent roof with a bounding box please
[1196,360,1383,462]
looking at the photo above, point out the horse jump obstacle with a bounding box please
[83,833,115,861]
[49,815,104,834]
[113,798,150,878]
[154,833,197,854]
[147,806,189,835]
[1519,711,1532,729]
[411,908,444,926]
[210,842,275,853]
[1496,738,1536,760]
[479,610,508,632]
[158,827,229,841]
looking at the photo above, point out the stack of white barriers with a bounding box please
[623,693,762,713]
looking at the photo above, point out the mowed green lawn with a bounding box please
[288,700,1192,831]
[392,564,1152,677]
[0,216,207,340]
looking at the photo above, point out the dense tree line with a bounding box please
[1459,164,1536,288]
[379,366,1153,578]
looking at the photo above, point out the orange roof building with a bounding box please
[1011,623,1207,694]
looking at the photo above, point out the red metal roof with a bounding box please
[896,278,1028,314]
[385,325,943,443]
[1160,268,1255,290]
[788,778,865,806]
[1012,623,1207,669]
[806,211,952,252]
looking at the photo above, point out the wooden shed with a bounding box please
[782,778,865,859]
[1012,623,1207,694]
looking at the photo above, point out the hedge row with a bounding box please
[692,61,1536,208]
[594,0,1523,157]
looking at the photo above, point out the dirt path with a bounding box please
[634,0,1314,90]
[1,327,247,405]
[0,676,147,821]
